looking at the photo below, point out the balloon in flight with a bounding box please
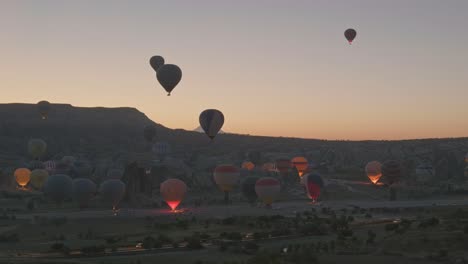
[344,28,357,44]
[157,64,182,96]
[37,101,51,120]
[160,179,187,211]
[255,177,281,206]
[365,161,382,184]
[149,55,165,72]
[199,109,224,140]
[14,168,31,187]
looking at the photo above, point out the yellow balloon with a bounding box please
[14,168,31,187]
[30,169,49,189]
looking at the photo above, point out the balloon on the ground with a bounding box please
[99,179,126,210]
[199,109,224,140]
[304,173,324,201]
[149,55,165,72]
[14,168,31,187]
[382,160,402,184]
[72,178,97,208]
[156,64,182,96]
[275,158,291,176]
[291,157,308,177]
[365,161,382,184]
[213,165,240,192]
[241,176,259,204]
[30,169,49,190]
[160,179,187,211]
[43,160,56,173]
[44,174,73,204]
[37,101,51,120]
[255,177,281,206]
[344,28,357,44]
[28,160,45,170]
[241,161,255,171]
[28,139,47,159]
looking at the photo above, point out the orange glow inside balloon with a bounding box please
[368,174,381,184]
[167,201,181,211]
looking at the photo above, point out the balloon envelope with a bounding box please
[30,169,49,190]
[44,174,73,203]
[156,64,182,95]
[43,160,56,174]
[275,158,291,176]
[255,177,281,206]
[291,157,308,177]
[304,173,324,201]
[344,28,357,44]
[14,168,31,187]
[160,179,187,210]
[241,161,255,171]
[213,165,240,192]
[365,161,382,184]
[199,109,224,140]
[72,178,97,208]
[149,55,165,72]
[28,139,47,159]
[99,179,126,209]
[37,101,50,119]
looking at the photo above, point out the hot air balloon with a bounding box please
[14,168,31,188]
[275,158,291,176]
[365,161,382,184]
[28,139,47,160]
[255,177,281,207]
[44,174,73,204]
[30,169,49,190]
[99,179,126,211]
[242,161,255,171]
[149,55,165,72]
[160,179,187,211]
[344,28,357,44]
[304,173,324,202]
[199,109,224,140]
[156,64,182,96]
[144,124,157,143]
[291,157,308,177]
[381,160,402,185]
[241,176,259,204]
[37,100,50,120]
[43,160,56,174]
[213,165,240,203]
[72,178,97,208]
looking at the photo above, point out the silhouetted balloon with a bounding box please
[199,109,224,140]
[143,124,157,143]
[44,174,73,204]
[37,101,50,120]
[14,168,31,187]
[149,55,165,72]
[255,177,281,206]
[381,160,402,184]
[344,28,357,44]
[304,173,324,202]
[160,179,187,211]
[241,176,259,204]
[30,169,49,190]
[365,161,382,184]
[157,64,182,96]
[242,161,255,171]
[72,178,96,208]
[275,158,291,176]
[99,179,126,210]
[28,139,47,159]
[291,157,308,177]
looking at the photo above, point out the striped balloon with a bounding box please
[382,160,402,184]
[199,109,224,140]
[160,179,187,211]
[213,165,240,192]
[255,177,281,206]
[304,173,324,201]
[291,157,308,177]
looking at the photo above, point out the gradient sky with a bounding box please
[1,0,467,140]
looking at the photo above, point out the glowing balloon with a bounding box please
[255,177,281,206]
[344,28,357,44]
[241,161,255,171]
[199,109,224,140]
[72,178,97,208]
[99,179,126,210]
[291,157,308,177]
[381,160,402,184]
[28,139,47,159]
[365,161,382,184]
[304,173,324,202]
[37,100,50,120]
[157,64,182,96]
[30,169,49,190]
[149,55,165,72]
[160,179,187,210]
[44,174,73,204]
[14,168,31,187]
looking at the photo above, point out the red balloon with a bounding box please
[160,179,187,210]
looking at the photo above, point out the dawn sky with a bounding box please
[1,0,467,140]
